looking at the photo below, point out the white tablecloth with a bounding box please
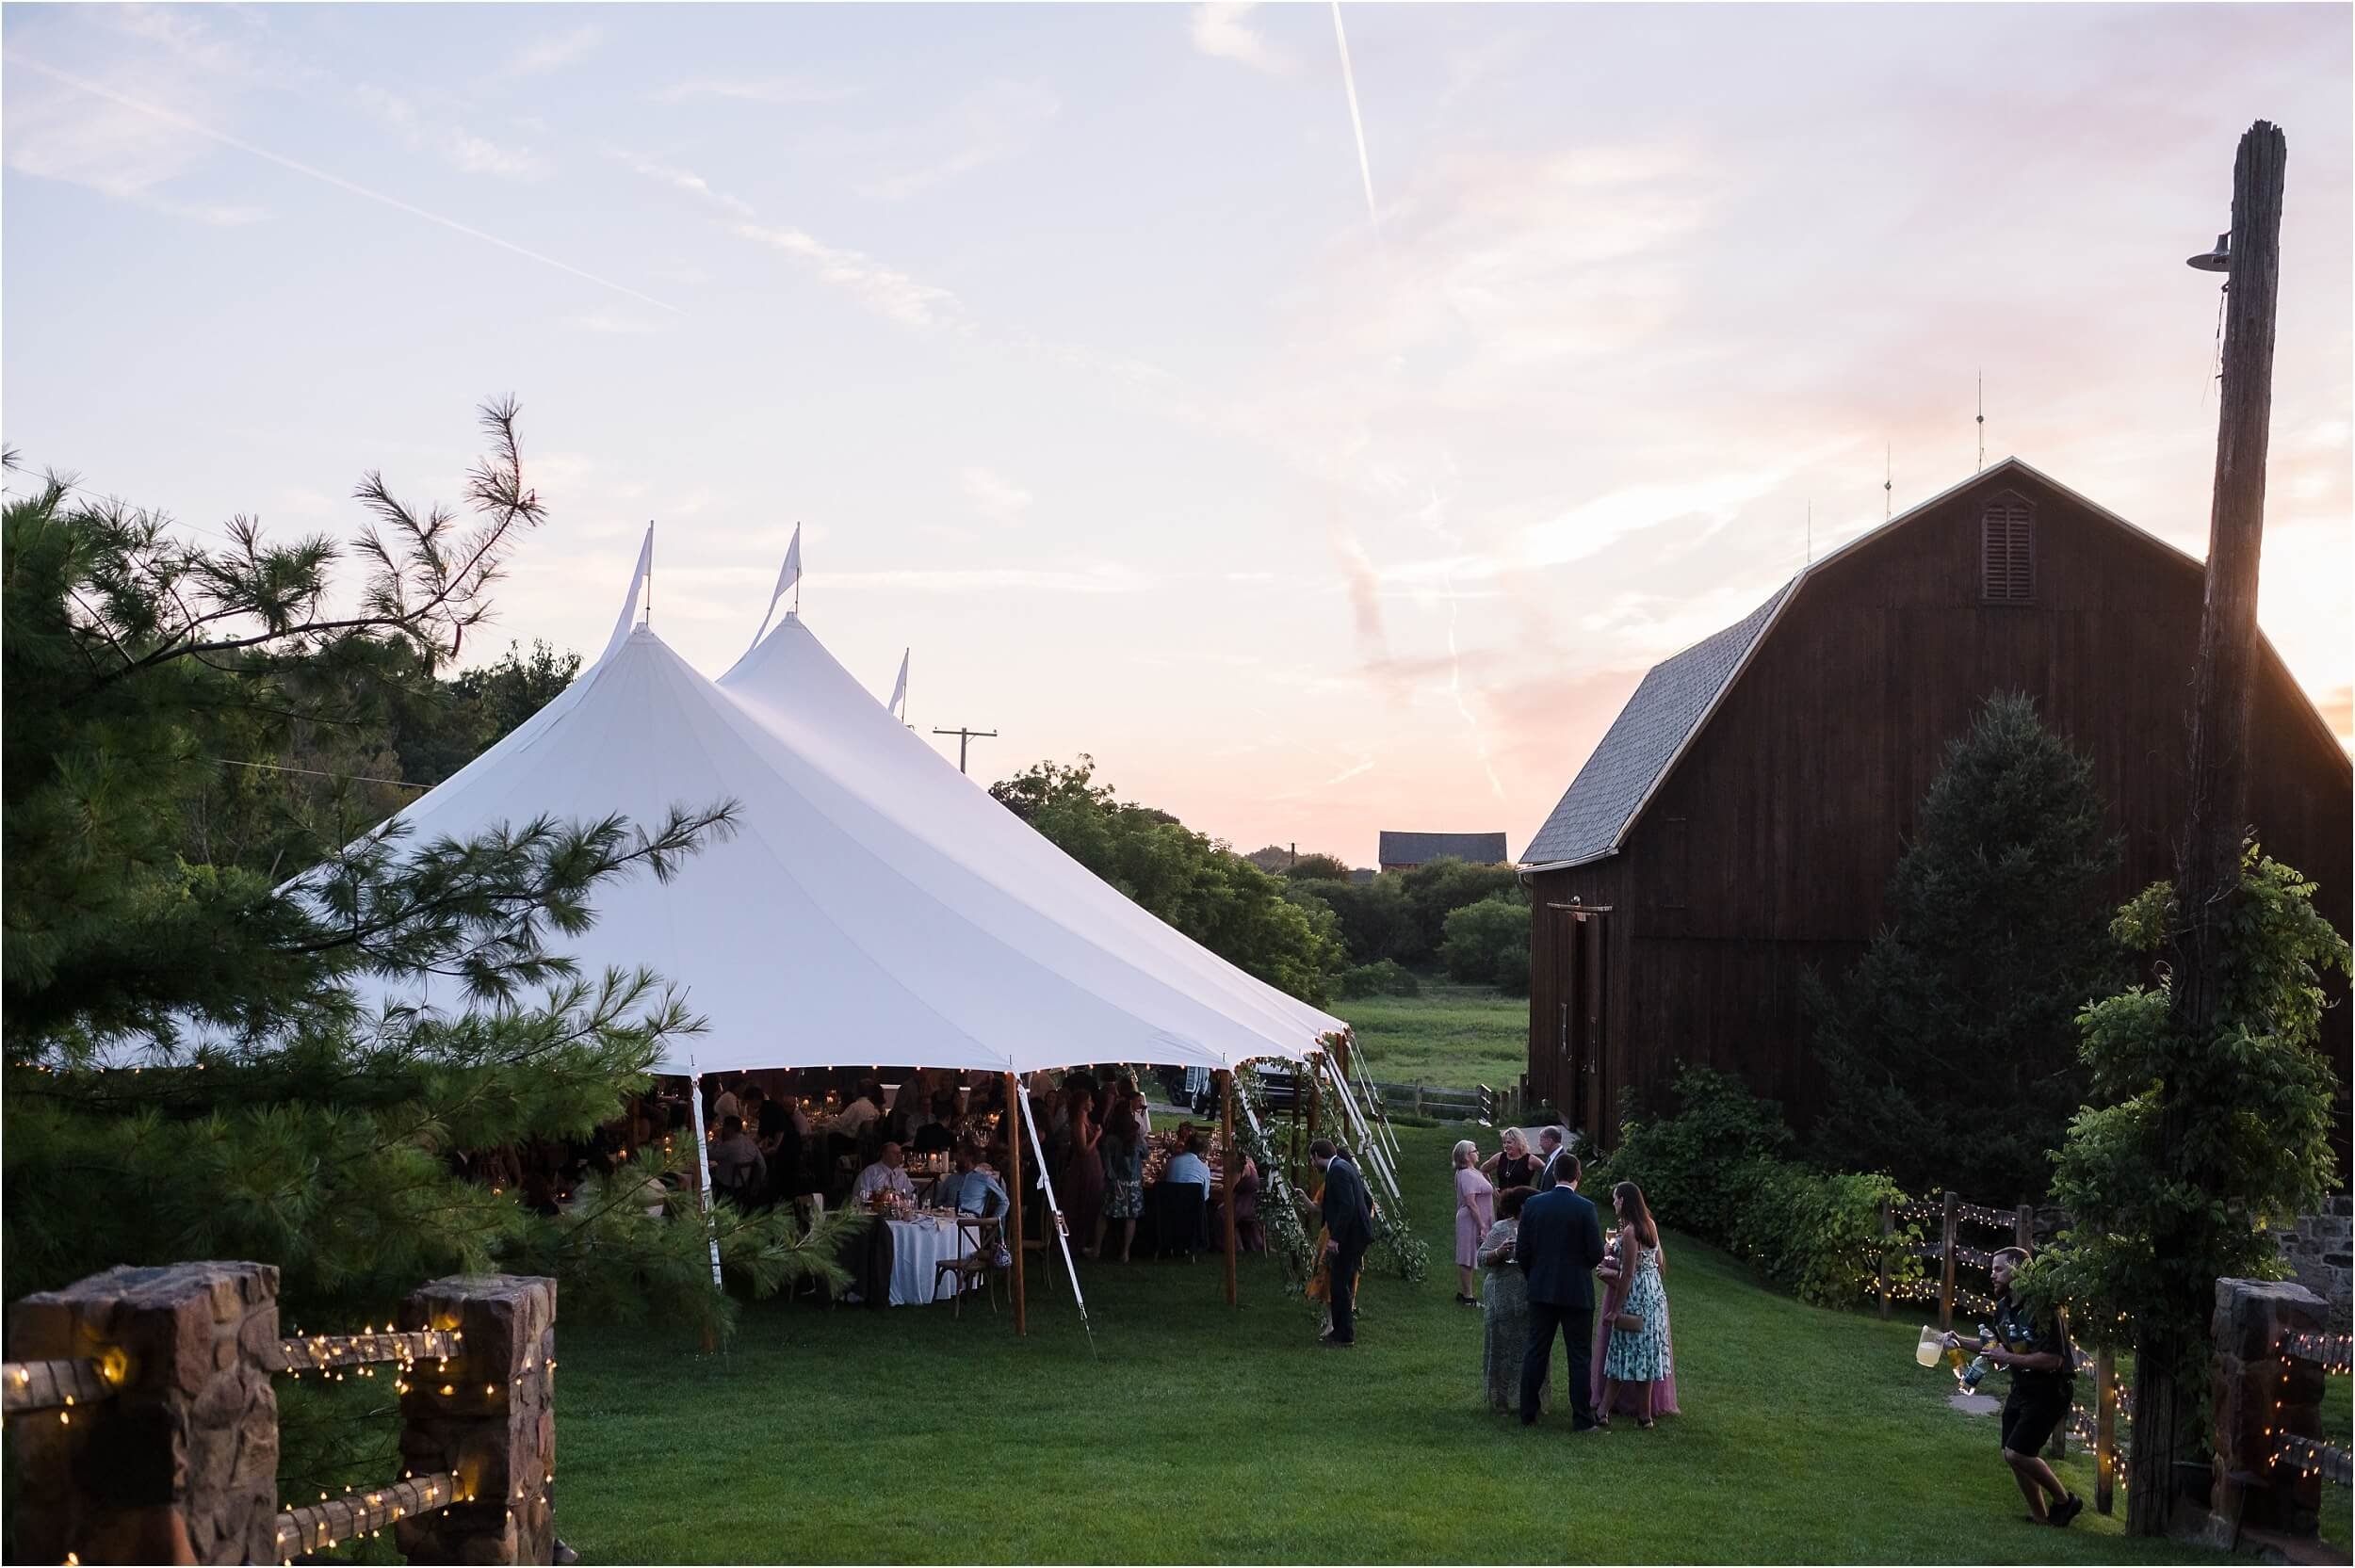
[886,1216,976,1306]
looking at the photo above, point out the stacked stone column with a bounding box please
[394,1274,557,1567]
[2208,1276,2328,1538]
[7,1261,282,1564]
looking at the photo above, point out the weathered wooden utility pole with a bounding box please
[2132,119,2286,1539]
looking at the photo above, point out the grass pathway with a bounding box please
[550,1123,2240,1562]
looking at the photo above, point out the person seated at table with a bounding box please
[1162,1134,1214,1195]
[709,1115,766,1207]
[911,1090,960,1154]
[836,1079,885,1139]
[742,1084,802,1201]
[711,1076,744,1127]
[937,1145,1010,1221]
[853,1141,917,1205]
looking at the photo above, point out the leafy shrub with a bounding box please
[1399,858,1524,962]
[1438,896,1531,994]
[1335,960,1421,999]
[1592,1066,1921,1309]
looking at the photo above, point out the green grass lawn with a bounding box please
[1335,980,1526,1092]
[551,1122,2225,1563]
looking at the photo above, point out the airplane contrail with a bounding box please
[1328,2,1376,228]
[6,53,684,315]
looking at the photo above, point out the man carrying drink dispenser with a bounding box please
[1946,1247,2083,1528]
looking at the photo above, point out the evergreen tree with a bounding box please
[2,405,848,1341]
[1807,692,2122,1200]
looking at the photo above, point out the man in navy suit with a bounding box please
[1310,1139,1375,1348]
[1514,1153,1606,1429]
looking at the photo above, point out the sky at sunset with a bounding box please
[6,2,2349,865]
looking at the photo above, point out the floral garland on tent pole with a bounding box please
[1235,1066,1318,1310]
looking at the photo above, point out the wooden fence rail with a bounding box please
[2,1354,119,1416]
[1364,1080,1497,1123]
[274,1471,464,1560]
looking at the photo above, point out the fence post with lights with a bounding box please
[2205,1276,2338,1544]
[394,1273,559,1566]
[6,1260,284,1564]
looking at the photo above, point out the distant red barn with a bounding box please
[1519,459,2351,1148]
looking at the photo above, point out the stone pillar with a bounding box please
[8,1261,281,1565]
[394,1274,557,1566]
[2208,1275,2329,1539]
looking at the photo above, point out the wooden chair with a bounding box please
[935,1218,1003,1317]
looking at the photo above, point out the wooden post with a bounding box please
[1877,1197,1893,1320]
[1288,1069,1302,1184]
[1939,1190,1958,1334]
[1005,1072,1026,1338]
[2137,121,2288,1539]
[2048,1307,2072,1462]
[1305,1072,1321,1155]
[1219,1069,1239,1307]
[2015,1204,2035,1253]
[2095,1349,2118,1515]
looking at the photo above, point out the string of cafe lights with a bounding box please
[2262,1331,2353,1490]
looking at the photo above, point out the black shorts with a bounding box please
[2001,1381,2070,1456]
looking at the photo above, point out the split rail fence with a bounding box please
[3,1261,556,1566]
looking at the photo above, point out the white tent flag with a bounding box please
[888,649,909,722]
[744,524,804,655]
[603,523,654,659]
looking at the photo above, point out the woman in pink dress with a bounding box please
[1453,1140,1496,1306]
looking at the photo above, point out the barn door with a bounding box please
[1551,905,1612,1149]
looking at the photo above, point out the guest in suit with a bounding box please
[1530,1125,1570,1190]
[1514,1152,1606,1429]
[1311,1138,1374,1348]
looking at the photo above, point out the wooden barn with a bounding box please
[1519,458,2351,1149]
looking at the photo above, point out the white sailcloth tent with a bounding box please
[368,541,1349,1082]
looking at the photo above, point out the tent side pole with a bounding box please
[1289,1064,1302,1185]
[1219,1068,1239,1307]
[688,1072,722,1289]
[1004,1071,1026,1337]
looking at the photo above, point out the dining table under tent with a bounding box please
[349,528,1405,1329]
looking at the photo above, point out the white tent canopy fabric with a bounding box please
[361,551,1348,1081]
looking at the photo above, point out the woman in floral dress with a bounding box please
[1596,1180,1679,1429]
[1478,1187,1543,1413]
[1099,1091,1146,1261]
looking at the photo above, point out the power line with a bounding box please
[208,756,430,792]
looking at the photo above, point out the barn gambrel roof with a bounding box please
[1519,456,2347,873]
[1520,579,1795,868]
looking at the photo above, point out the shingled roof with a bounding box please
[1377,831,1509,867]
[1521,578,1798,869]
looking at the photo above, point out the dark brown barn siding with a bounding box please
[1529,464,2351,1141]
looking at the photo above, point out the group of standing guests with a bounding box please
[1042,1071,1261,1261]
[1451,1129,1680,1431]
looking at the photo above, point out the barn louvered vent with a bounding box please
[1980,497,2035,601]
